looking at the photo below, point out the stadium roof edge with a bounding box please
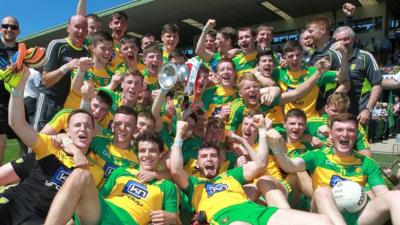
[18,0,155,42]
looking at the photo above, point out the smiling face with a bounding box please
[109,15,128,41]
[161,32,179,52]
[93,41,114,66]
[144,51,163,75]
[239,79,260,107]
[1,16,20,44]
[241,116,257,143]
[205,33,217,52]
[120,41,138,63]
[258,54,275,76]
[196,147,220,179]
[331,120,358,156]
[284,116,306,142]
[256,27,273,49]
[284,48,302,71]
[66,112,95,152]
[121,74,143,105]
[67,15,88,47]
[112,113,136,148]
[217,61,235,88]
[138,140,161,171]
[238,29,256,54]
[90,97,110,123]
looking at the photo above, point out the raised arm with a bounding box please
[266,129,306,173]
[8,67,39,147]
[242,115,268,181]
[70,57,93,95]
[76,0,86,16]
[195,19,216,62]
[332,41,351,92]
[151,89,168,132]
[169,120,190,189]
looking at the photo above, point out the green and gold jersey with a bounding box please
[273,67,337,119]
[182,166,248,223]
[286,141,314,158]
[112,59,146,76]
[98,87,143,114]
[142,69,159,92]
[162,47,170,63]
[226,97,279,133]
[100,166,179,225]
[64,66,115,109]
[202,85,237,118]
[251,143,283,180]
[307,114,370,151]
[300,147,385,190]
[32,133,104,186]
[232,51,257,79]
[184,150,237,178]
[89,135,139,179]
[47,108,111,133]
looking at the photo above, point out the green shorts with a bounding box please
[210,201,278,225]
[74,193,139,225]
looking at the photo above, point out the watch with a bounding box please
[364,107,373,113]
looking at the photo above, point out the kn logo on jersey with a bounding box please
[123,180,149,199]
[50,167,73,189]
[205,183,229,197]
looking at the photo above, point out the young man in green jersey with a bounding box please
[202,59,238,119]
[268,113,400,225]
[40,88,113,135]
[142,43,163,92]
[196,19,236,72]
[170,115,334,225]
[307,92,371,156]
[273,41,349,119]
[88,105,139,180]
[99,69,144,113]
[161,23,180,62]
[64,31,116,109]
[111,35,146,75]
[233,26,258,79]
[44,132,180,225]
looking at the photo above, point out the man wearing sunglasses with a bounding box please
[0,16,20,165]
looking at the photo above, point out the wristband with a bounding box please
[258,127,267,134]
[62,137,73,148]
[60,64,69,75]
[173,138,183,148]
[80,100,90,110]
[270,146,282,154]
[11,88,23,97]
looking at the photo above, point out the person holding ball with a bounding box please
[267,113,400,225]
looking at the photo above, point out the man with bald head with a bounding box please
[0,16,20,164]
[34,15,91,131]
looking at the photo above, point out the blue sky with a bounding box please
[0,0,131,39]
